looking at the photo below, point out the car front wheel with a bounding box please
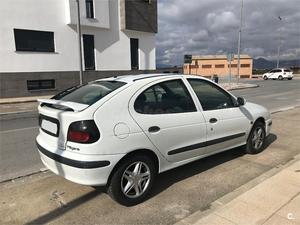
[278,75,283,80]
[107,154,156,206]
[246,122,266,154]
[263,76,268,80]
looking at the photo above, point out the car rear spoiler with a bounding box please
[37,99,89,112]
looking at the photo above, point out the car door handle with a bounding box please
[209,118,218,123]
[148,126,160,133]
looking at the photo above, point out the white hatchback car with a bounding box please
[36,74,272,205]
[263,68,293,80]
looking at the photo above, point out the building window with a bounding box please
[202,65,212,69]
[215,64,225,68]
[86,0,94,18]
[241,64,250,68]
[130,38,139,70]
[83,34,95,70]
[14,29,54,52]
[228,64,237,68]
[27,80,55,91]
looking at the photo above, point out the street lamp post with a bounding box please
[236,0,244,84]
[277,16,282,68]
[76,0,83,85]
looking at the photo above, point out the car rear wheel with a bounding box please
[107,154,156,206]
[278,75,283,80]
[246,121,266,154]
[263,76,268,80]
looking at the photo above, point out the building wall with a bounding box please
[183,58,253,78]
[0,66,182,98]
[0,0,156,73]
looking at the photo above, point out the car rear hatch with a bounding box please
[37,81,127,150]
[284,69,293,76]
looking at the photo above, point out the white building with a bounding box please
[0,0,157,97]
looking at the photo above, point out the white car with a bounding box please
[36,74,272,205]
[263,68,293,80]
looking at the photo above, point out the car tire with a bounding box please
[107,154,157,206]
[288,78,292,80]
[263,76,268,80]
[278,75,283,80]
[246,121,266,154]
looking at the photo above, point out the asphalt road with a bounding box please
[1,107,299,225]
[0,79,299,182]
[231,79,300,112]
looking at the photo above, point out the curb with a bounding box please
[0,95,52,105]
[0,110,38,120]
[226,84,259,91]
[0,168,49,184]
[0,99,38,104]
[270,105,300,114]
[175,154,300,225]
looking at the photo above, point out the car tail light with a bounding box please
[67,120,100,143]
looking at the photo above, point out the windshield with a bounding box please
[52,81,126,106]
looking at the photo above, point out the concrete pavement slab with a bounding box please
[237,176,299,213]
[188,159,300,225]
[263,214,300,225]
[215,199,273,225]
[276,193,300,224]
[193,213,235,225]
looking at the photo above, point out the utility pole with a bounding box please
[277,16,282,68]
[236,0,244,84]
[76,0,83,85]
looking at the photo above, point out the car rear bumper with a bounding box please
[36,139,125,186]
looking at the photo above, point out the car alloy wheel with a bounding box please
[251,127,265,150]
[278,75,283,80]
[107,154,156,206]
[121,161,151,198]
[263,76,268,80]
[246,121,266,154]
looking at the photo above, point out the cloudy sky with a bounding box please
[156,0,300,66]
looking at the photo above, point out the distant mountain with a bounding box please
[156,63,180,69]
[157,58,299,70]
[253,58,300,69]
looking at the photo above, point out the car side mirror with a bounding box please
[237,97,246,106]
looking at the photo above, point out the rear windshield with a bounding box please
[52,81,126,106]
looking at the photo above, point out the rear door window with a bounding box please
[134,79,196,114]
[52,81,126,106]
[284,69,291,72]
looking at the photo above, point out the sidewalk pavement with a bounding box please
[220,82,258,91]
[0,95,51,115]
[177,158,300,225]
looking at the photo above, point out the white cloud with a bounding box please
[156,0,300,66]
